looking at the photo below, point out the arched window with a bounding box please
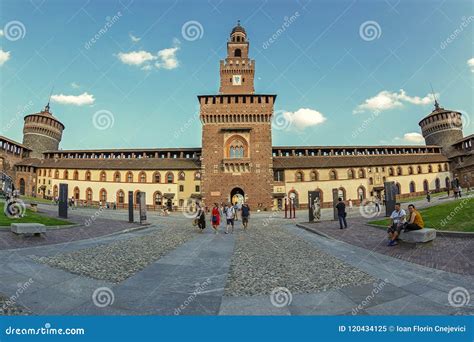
[63,170,69,179]
[408,166,414,175]
[139,171,147,183]
[409,181,416,193]
[85,171,91,181]
[178,171,185,181]
[445,177,450,188]
[126,171,133,183]
[444,163,448,172]
[295,171,303,182]
[100,188,107,202]
[100,171,107,182]
[329,170,337,180]
[428,165,433,173]
[369,177,373,185]
[397,167,402,176]
[114,171,121,182]
[73,170,79,180]
[194,171,201,180]
[338,187,346,200]
[348,169,354,179]
[437,164,442,172]
[53,185,58,198]
[310,171,318,181]
[358,168,366,178]
[226,136,247,159]
[395,182,401,195]
[357,186,366,201]
[54,170,59,179]
[48,169,52,177]
[388,167,394,176]
[153,172,161,183]
[117,190,125,204]
[234,48,242,57]
[435,178,440,191]
[74,186,80,200]
[423,180,429,192]
[86,188,93,202]
[154,191,163,206]
[166,172,174,184]
[417,166,422,174]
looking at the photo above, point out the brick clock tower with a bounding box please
[199,22,276,209]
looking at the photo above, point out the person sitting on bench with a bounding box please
[387,203,406,247]
[404,204,424,231]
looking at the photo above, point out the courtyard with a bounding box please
[0,197,472,316]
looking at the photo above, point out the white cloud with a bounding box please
[117,50,156,66]
[51,92,95,106]
[402,132,425,143]
[0,29,3,37]
[71,82,80,89]
[0,49,10,66]
[284,108,327,130]
[117,41,180,70]
[155,46,179,70]
[129,33,141,43]
[468,58,474,73]
[354,89,434,114]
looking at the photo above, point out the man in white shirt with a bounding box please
[387,203,406,246]
[225,203,235,234]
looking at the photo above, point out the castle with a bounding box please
[1,23,472,210]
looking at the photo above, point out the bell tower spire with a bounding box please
[219,21,255,94]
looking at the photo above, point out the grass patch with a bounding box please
[20,195,54,204]
[0,202,72,227]
[397,191,447,203]
[369,198,474,232]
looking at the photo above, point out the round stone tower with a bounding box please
[22,103,65,159]
[418,100,463,158]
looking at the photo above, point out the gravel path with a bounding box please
[32,225,196,283]
[1,294,30,315]
[225,219,374,296]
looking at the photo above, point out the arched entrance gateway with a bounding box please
[230,187,245,206]
[19,178,25,195]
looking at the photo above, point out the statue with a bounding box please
[312,197,321,221]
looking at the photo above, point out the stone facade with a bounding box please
[22,104,64,159]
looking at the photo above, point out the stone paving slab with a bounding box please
[299,217,474,275]
[364,294,456,315]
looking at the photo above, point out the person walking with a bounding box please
[241,203,250,230]
[426,191,431,203]
[335,198,348,229]
[224,203,235,234]
[211,203,220,234]
[196,203,206,232]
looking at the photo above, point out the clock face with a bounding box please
[232,75,242,85]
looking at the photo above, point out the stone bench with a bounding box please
[11,223,46,236]
[399,228,436,243]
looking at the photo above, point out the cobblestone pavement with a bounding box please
[299,217,474,275]
[0,212,472,315]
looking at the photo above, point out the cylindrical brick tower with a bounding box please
[419,100,463,158]
[22,104,65,159]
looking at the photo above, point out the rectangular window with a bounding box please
[195,185,200,192]
[179,185,184,192]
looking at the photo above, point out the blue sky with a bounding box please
[0,0,472,150]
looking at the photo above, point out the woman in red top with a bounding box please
[211,203,220,234]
